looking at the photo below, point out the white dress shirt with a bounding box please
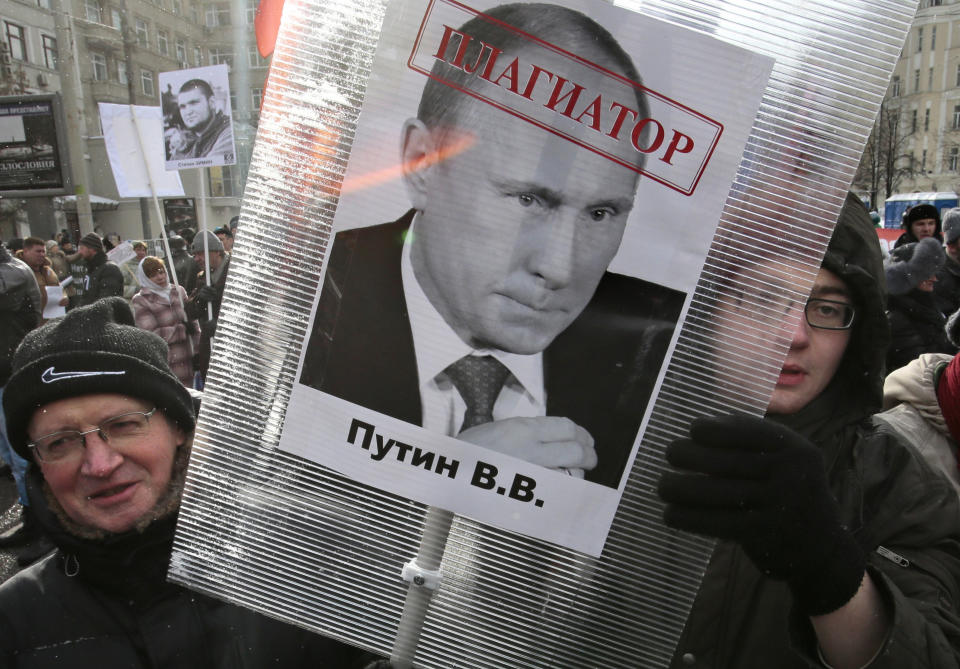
[400,215,546,436]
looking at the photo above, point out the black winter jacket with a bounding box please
[0,470,376,668]
[80,250,124,306]
[887,289,957,372]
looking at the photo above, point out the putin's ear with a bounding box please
[400,118,435,211]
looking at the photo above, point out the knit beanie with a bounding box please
[3,297,195,459]
[943,208,960,245]
[190,230,224,254]
[884,238,945,295]
[78,232,104,253]
[903,203,940,229]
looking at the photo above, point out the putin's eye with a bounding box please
[588,207,616,222]
[516,193,539,207]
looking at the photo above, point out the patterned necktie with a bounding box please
[443,355,510,433]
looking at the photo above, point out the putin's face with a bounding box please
[404,79,639,354]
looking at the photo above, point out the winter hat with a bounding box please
[943,208,960,245]
[78,232,104,253]
[884,238,945,295]
[168,235,186,252]
[190,230,224,254]
[903,203,940,229]
[44,240,57,252]
[3,297,195,459]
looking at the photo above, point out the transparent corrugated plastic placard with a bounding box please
[170,0,914,666]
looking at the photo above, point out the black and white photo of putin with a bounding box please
[301,2,684,488]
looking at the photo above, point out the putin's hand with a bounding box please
[458,416,597,473]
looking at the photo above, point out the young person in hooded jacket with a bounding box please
[659,193,960,668]
[0,297,378,668]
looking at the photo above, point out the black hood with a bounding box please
[773,192,889,441]
[819,191,889,412]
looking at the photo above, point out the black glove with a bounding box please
[195,284,218,305]
[658,414,866,616]
[183,320,197,336]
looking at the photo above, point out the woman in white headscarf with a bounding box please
[131,256,199,385]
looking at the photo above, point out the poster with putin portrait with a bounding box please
[277,0,774,557]
[159,64,237,171]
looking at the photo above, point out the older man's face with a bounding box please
[28,394,183,534]
[408,100,638,354]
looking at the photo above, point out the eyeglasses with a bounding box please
[804,298,855,330]
[28,407,157,463]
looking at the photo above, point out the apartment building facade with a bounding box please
[864,0,960,203]
[0,0,267,241]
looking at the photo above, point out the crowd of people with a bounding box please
[0,195,954,667]
[0,219,235,570]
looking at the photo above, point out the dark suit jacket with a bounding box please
[300,211,685,488]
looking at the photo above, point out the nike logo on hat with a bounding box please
[41,367,126,384]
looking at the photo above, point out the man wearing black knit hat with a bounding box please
[0,297,379,666]
[76,233,123,307]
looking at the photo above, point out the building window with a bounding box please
[194,46,202,67]
[246,0,256,23]
[92,52,107,81]
[157,30,168,55]
[209,165,237,197]
[912,109,918,133]
[5,22,26,62]
[118,60,128,84]
[247,45,268,67]
[110,7,122,28]
[954,104,960,130]
[135,19,148,47]
[929,67,934,89]
[915,68,921,92]
[918,27,924,52]
[892,75,901,97]
[141,69,154,96]
[37,0,52,9]
[922,149,928,171]
[932,26,937,50]
[41,35,57,69]
[175,38,186,64]
[251,87,263,110]
[209,47,233,68]
[205,4,230,27]
[951,147,959,171]
[925,108,931,131]
[84,0,102,23]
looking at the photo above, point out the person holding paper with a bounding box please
[0,298,379,667]
[659,193,960,668]
[300,3,683,488]
[18,236,67,323]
